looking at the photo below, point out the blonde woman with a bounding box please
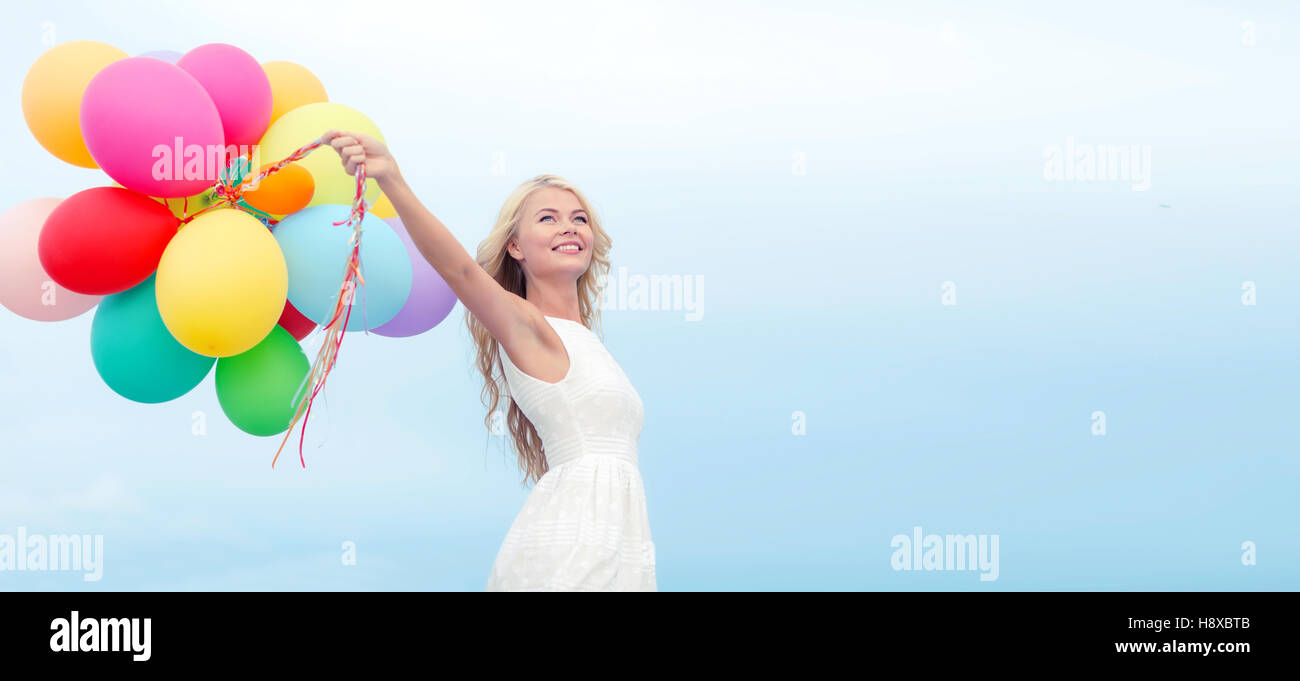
[322,130,657,591]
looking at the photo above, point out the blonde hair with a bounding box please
[466,174,611,486]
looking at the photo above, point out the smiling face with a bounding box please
[507,186,593,282]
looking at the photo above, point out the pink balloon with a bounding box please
[0,198,102,322]
[177,44,272,148]
[81,57,225,197]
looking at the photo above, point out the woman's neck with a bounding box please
[526,280,582,323]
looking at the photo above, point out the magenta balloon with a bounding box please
[80,57,224,197]
[371,216,458,337]
[138,49,182,63]
[176,44,272,148]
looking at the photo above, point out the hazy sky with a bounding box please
[2,0,1297,590]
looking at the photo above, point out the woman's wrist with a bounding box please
[376,166,406,195]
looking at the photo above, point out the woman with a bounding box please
[322,130,657,591]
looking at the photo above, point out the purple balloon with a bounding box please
[138,49,183,63]
[370,216,458,337]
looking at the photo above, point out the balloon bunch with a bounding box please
[4,41,459,467]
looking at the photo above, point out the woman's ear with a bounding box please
[506,238,522,261]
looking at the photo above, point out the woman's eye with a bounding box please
[540,215,554,222]
[575,216,587,223]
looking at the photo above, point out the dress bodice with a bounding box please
[497,316,645,469]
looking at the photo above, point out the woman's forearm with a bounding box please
[376,172,477,289]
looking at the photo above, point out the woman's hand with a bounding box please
[321,129,400,183]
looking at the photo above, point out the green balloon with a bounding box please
[215,325,309,436]
[90,273,215,403]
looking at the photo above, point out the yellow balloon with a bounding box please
[370,192,397,218]
[156,190,217,222]
[262,61,328,126]
[109,180,213,224]
[258,102,384,210]
[156,209,288,358]
[22,40,130,168]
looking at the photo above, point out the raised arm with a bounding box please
[321,129,540,350]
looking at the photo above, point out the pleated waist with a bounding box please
[545,434,639,469]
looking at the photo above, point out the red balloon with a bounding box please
[277,299,316,341]
[38,187,180,295]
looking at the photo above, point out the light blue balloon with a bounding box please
[272,205,413,331]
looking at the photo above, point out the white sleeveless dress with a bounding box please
[485,315,657,591]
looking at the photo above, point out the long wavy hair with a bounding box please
[466,174,612,486]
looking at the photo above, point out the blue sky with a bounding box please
[2,0,1298,590]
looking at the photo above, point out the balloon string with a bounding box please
[273,154,368,469]
[178,137,331,227]
[151,136,371,468]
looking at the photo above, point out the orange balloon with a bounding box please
[262,61,328,126]
[241,163,314,215]
[21,41,130,168]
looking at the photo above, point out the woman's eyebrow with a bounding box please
[533,208,588,217]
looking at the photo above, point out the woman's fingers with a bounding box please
[329,133,363,173]
[341,142,365,173]
[344,152,367,174]
[325,130,382,175]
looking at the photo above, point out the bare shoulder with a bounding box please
[497,299,570,384]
